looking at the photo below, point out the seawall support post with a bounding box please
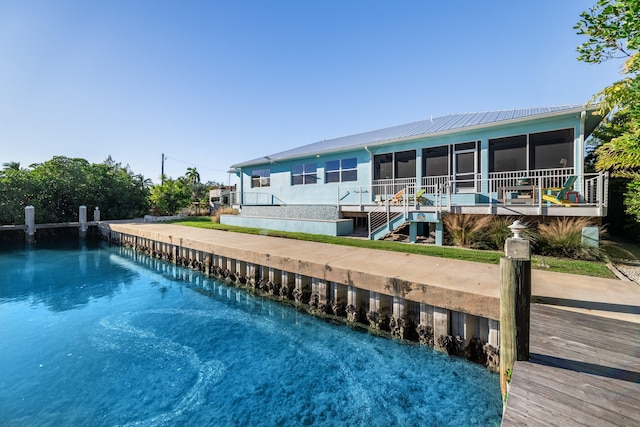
[25,205,35,244]
[500,220,531,399]
[433,307,450,346]
[464,314,477,346]
[346,285,360,322]
[268,267,281,285]
[281,271,294,298]
[419,303,434,327]
[235,259,247,282]
[246,263,257,284]
[226,257,234,274]
[392,296,405,319]
[294,274,311,303]
[488,319,500,347]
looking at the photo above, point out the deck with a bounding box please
[502,304,640,426]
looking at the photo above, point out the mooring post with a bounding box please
[25,205,35,244]
[500,220,531,399]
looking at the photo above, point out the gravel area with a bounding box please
[613,263,640,284]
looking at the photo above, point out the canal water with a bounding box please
[0,240,502,426]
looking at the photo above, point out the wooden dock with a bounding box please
[502,303,640,426]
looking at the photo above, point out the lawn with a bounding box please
[171,217,617,279]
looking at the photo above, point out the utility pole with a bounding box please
[161,153,165,184]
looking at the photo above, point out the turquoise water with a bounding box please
[0,241,502,426]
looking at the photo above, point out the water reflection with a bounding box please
[0,240,138,311]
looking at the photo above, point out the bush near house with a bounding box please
[536,217,604,261]
[442,214,492,248]
[443,214,603,261]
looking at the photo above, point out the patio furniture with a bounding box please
[499,184,536,205]
[541,176,578,206]
[410,189,427,205]
[391,189,404,205]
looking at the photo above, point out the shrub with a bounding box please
[485,216,538,250]
[485,216,516,250]
[442,214,492,248]
[211,207,239,224]
[536,217,604,260]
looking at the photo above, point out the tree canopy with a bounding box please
[0,156,149,224]
[576,0,640,221]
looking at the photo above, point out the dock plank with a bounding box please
[502,304,640,426]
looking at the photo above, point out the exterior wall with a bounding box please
[237,113,584,207]
[239,150,372,205]
[220,214,353,236]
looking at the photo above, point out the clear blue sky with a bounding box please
[0,0,623,185]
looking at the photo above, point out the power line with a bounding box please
[164,155,228,173]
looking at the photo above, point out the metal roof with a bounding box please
[231,105,591,169]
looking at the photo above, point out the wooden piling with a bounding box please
[499,256,531,399]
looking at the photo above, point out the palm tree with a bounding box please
[133,174,153,188]
[2,161,20,171]
[185,167,201,185]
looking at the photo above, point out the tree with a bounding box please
[185,167,201,185]
[0,156,149,224]
[2,161,21,171]
[148,179,192,216]
[576,0,640,221]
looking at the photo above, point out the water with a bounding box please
[0,240,502,426]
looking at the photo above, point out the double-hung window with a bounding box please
[325,158,357,183]
[292,163,317,185]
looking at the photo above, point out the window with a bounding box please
[530,129,574,170]
[489,129,574,172]
[374,151,416,180]
[374,153,393,180]
[325,157,357,183]
[395,150,416,178]
[423,146,449,176]
[251,169,270,188]
[489,135,527,172]
[292,162,317,185]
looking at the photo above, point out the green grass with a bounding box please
[172,216,616,279]
[600,239,640,262]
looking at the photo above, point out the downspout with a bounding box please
[365,145,375,201]
[238,167,243,205]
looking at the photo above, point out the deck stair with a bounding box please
[368,185,447,241]
[368,209,405,240]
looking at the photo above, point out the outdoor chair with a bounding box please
[541,175,578,206]
[410,188,427,205]
[391,189,404,205]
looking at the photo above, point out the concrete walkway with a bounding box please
[103,221,640,324]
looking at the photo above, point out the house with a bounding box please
[224,105,608,244]
[209,185,235,211]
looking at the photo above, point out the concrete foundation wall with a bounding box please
[220,215,353,237]
[240,204,339,220]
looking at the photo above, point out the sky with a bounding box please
[0,0,625,185]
